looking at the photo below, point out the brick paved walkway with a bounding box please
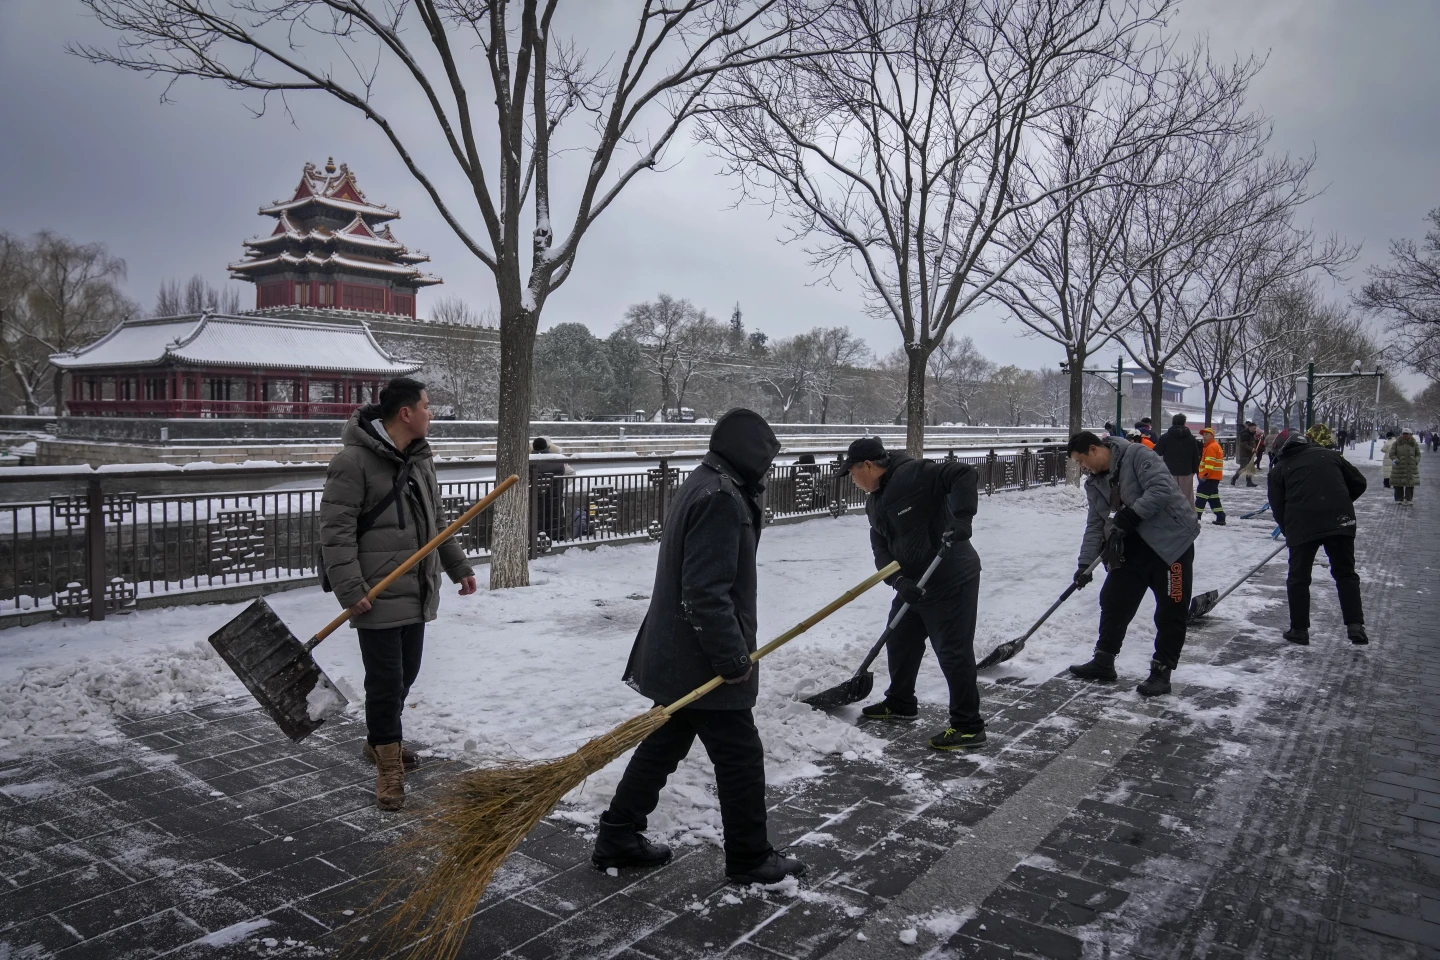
[1,463,1435,959]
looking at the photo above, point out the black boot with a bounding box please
[1068,651,1117,682]
[727,850,806,885]
[1230,474,1238,486]
[1213,515,1227,526]
[1246,478,1258,487]
[1348,623,1369,645]
[1136,660,1172,698]
[1283,628,1309,645]
[592,812,672,871]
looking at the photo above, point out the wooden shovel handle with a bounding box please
[663,561,901,716]
[307,474,520,650]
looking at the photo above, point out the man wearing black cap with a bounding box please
[838,437,985,751]
[593,409,805,886]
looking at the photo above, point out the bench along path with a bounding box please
[1,463,1435,959]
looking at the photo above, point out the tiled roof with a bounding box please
[50,314,421,375]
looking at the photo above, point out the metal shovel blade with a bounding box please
[802,670,875,709]
[208,597,349,743]
[976,636,1026,670]
[1187,589,1221,623]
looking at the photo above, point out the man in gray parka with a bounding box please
[320,377,476,810]
[1065,431,1200,697]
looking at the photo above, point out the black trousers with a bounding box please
[1394,485,1415,502]
[1097,540,1193,670]
[882,575,983,733]
[608,707,771,870]
[1287,535,1364,629]
[356,623,425,745]
[1195,478,1225,518]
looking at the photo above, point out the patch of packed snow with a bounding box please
[197,917,271,946]
[0,482,1285,851]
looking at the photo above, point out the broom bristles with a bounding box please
[376,706,670,960]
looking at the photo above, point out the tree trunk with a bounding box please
[490,304,540,589]
[1150,372,1164,429]
[819,393,829,424]
[1067,351,1086,436]
[52,369,66,417]
[904,346,928,456]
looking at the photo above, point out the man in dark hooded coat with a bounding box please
[593,409,804,886]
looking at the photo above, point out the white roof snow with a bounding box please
[51,314,421,375]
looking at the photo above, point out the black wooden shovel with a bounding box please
[976,555,1105,669]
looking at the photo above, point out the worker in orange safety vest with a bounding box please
[1196,426,1226,525]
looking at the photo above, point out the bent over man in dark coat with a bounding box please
[1269,433,1369,645]
[593,409,804,886]
[841,437,986,751]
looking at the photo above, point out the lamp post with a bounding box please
[1301,359,1384,451]
[1060,355,1132,433]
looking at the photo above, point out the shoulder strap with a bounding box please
[356,458,414,536]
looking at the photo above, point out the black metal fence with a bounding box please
[0,439,1233,625]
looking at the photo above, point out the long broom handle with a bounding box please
[662,561,902,716]
[306,474,520,650]
[1212,541,1288,606]
[853,537,954,676]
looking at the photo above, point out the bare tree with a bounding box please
[986,48,1262,435]
[809,325,869,423]
[929,332,993,425]
[428,294,494,328]
[621,294,726,420]
[2,232,135,415]
[984,364,1041,427]
[77,0,832,587]
[1356,208,1440,379]
[155,274,242,316]
[754,331,818,421]
[700,0,1185,453]
[533,322,610,418]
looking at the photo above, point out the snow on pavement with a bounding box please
[0,482,1289,848]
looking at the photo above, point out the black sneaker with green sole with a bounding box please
[860,701,918,721]
[929,727,986,751]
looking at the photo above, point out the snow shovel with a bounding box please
[1187,541,1287,622]
[803,537,953,709]
[1240,502,1271,519]
[976,555,1106,669]
[208,474,520,743]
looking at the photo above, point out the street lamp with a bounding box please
[1302,358,1385,454]
[1060,355,1132,431]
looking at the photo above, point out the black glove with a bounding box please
[1073,566,1094,589]
[1113,506,1142,534]
[718,654,752,683]
[894,577,927,604]
[1100,528,1126,570]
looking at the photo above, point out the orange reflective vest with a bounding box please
[1140,436,1155,450]
[1199,440,1225,480]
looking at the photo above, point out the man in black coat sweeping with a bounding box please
[840,437,986,751]
[1269,432,1369,645]
[592,409,805,886]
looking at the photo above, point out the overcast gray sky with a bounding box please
[1,0,1436,395]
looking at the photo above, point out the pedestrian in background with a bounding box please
[1196,427,1227,525]
[1154,413,1200,504]
[1380,431,1396,488]
[1390,429,1422,503]
[1269,429,1369,646]
[1232,421,1259,487]
[320,377,478,811]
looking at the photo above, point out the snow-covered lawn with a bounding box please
[0,482,1289,846]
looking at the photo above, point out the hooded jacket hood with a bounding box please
[708,408,781,489]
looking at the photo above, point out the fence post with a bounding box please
[657,457,671,530]
[985,449,997,496]
[1020,447,1030,491]
[85,476,105,622]
[527,462,540,561]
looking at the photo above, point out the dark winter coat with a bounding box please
[1390,435,1422,487]
[320,406,474,629]
[864,453,981,597]
[623,409,780,710]
[1268,436,1367,545]
[1153,424,1201,477]
[1236,427,1258,466]
[1079,437,1199,568]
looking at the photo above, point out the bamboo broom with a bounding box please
[378,560,902,960]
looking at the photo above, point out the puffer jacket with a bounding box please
[864,453,981,597]
[320,406,473,629]
[1153,424,1200,477]
[1236,427,1258,466]
[1269,435,1367,544]
[1380,438,1395,480]
[622,409,780,710]
[1079,437,1199,568]
[1391,435,1422,487]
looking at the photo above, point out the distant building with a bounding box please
[1126,368,1189,405]
[51,313,420,419]
[229,158,441,318]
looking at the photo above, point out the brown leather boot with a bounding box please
[363,740,418,771]
[374,742,405,811]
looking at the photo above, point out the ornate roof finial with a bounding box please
[324,157,337,174]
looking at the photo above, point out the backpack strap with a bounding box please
[357,458,414,537]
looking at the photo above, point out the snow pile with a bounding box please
[0,641,240,748]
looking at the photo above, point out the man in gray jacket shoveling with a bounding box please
[1066,431,1200,697]
[320,377,477,811]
